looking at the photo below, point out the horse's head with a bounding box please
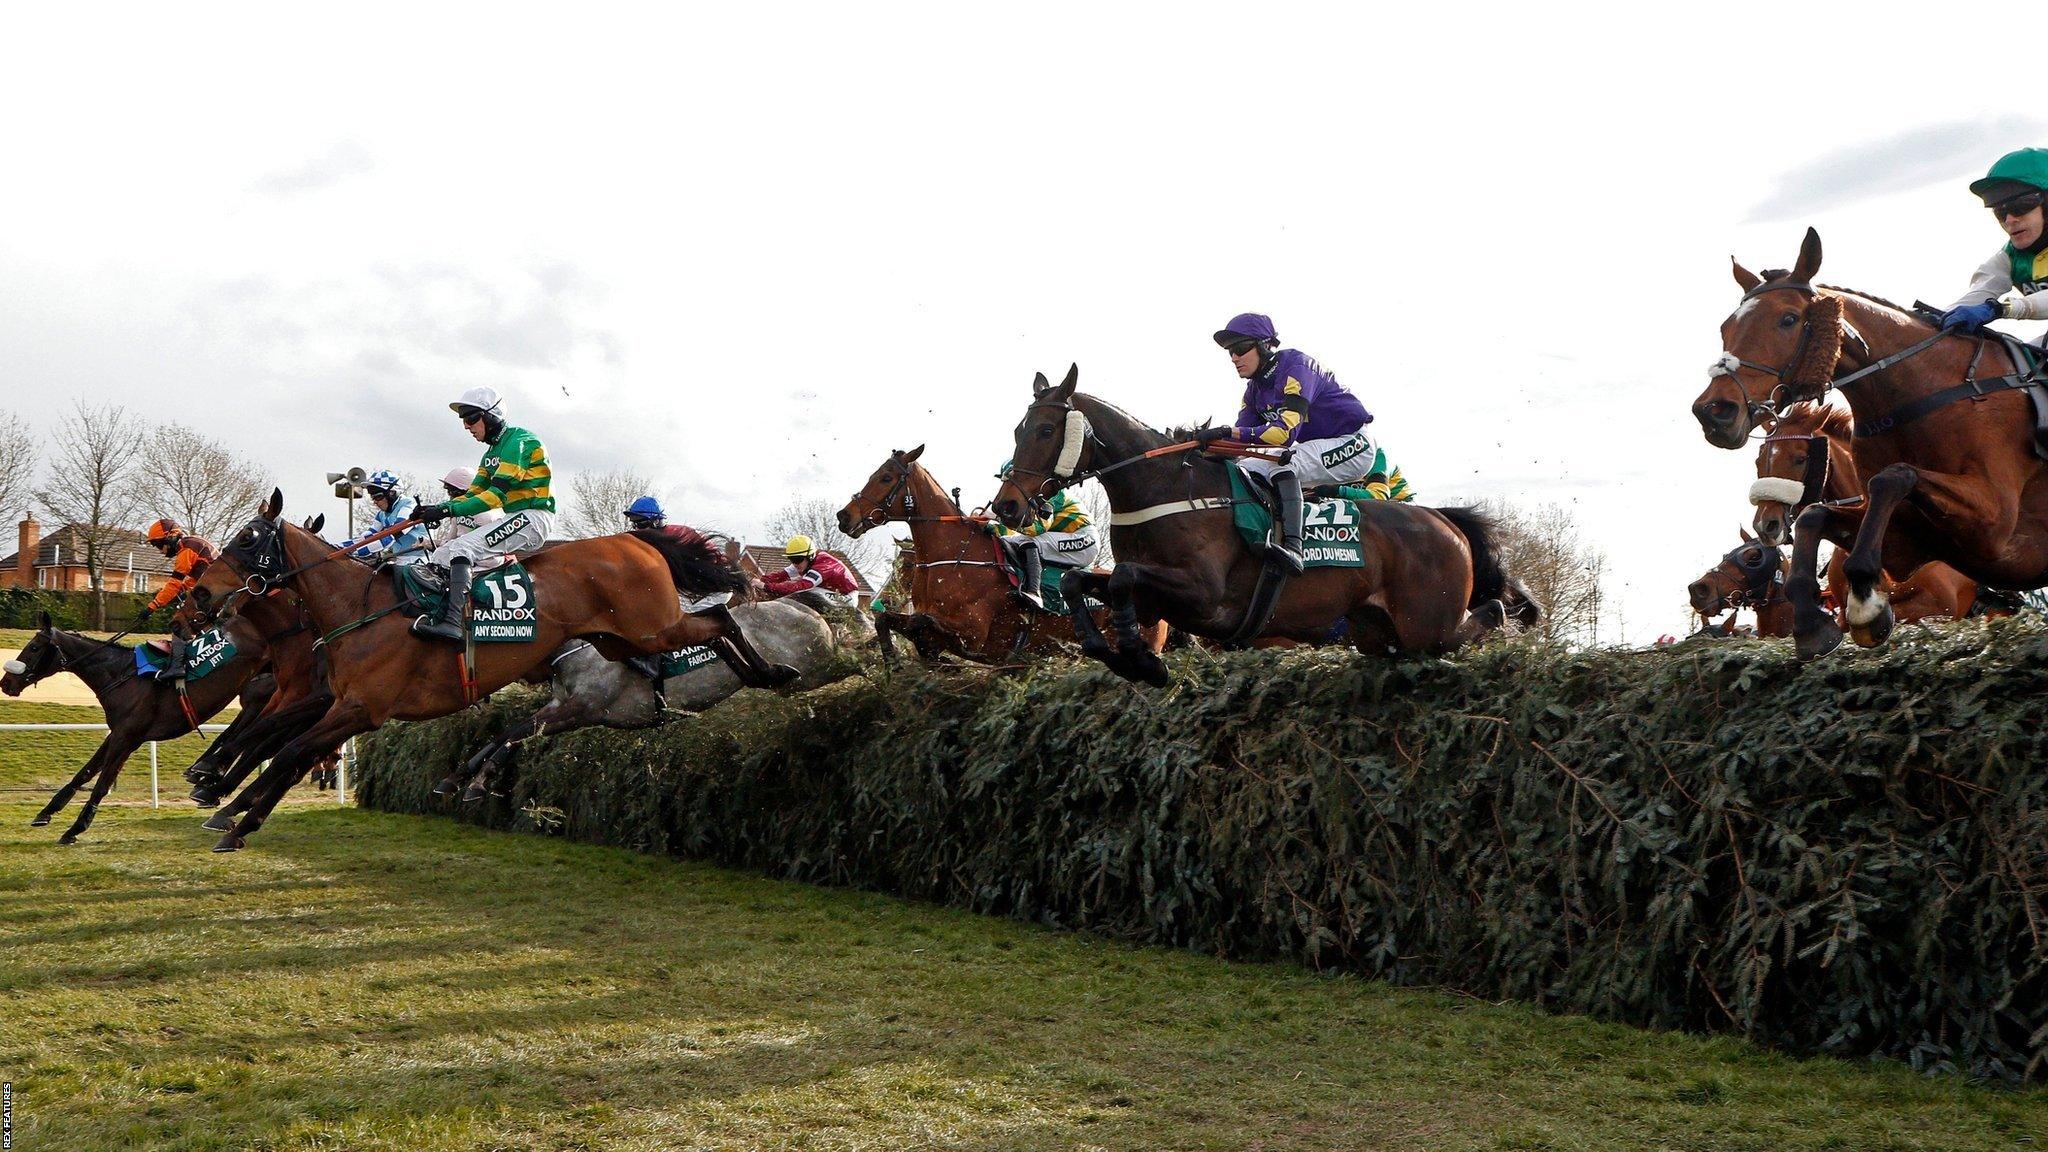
[1688,533,1783,616]
[194,487,288,622]
[1750,428,1829,546]
[994,364,1086,529]
[838,445,925,538]
[1694,228,1847,448]
[1,612,61,697]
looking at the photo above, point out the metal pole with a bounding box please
[150,742,159,808]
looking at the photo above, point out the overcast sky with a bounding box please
[2,3,2042,644]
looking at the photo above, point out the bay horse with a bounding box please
[188,489,797,851]
[991,367,1525,686]
[1688,536,1795,638]
[835,446,1167,665]
[1,599,296,844]
[1692,227,2048,659]
[1750,402,1992,626]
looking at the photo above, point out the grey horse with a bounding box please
[436,597,841,803]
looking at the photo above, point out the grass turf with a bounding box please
[0,794,2040,1150]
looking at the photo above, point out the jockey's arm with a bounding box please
[1236,383,1311,447]
[1951,251,2014,311]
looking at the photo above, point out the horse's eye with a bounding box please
[1035,424,1054,441]
[1778,313,1800,329]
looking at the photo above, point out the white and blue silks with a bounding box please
[347,496,430,560]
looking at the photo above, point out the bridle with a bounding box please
[849,456,921,528]
[1710,542,1787,611]
[1711,278,1953,431]
[1002,396,1100,517]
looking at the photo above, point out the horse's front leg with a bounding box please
[33,738,117,829]
[1104,565,1178,687]
[1789,504,1847,660]
[1059,570,1117,663]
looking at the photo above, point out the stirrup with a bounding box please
[410,614,464,641]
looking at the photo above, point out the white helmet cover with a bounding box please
[449,386,504,415]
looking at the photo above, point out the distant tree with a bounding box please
[130,423,268,544]
[1477,498,1607,647]
[561,469,655,539]
[766,496,887,583]
[0,408,36,523]
[33,402,143,628]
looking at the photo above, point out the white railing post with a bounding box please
[150,742,159,808]
[337,738,350,805]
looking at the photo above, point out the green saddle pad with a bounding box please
[660,644,724,679]
[997,543,1071,613]
[394,562,539,642]
[1225,465,1367,569]
[183,627,239,680]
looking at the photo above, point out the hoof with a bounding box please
[430,777,461,798]
[211,833,245,853]
[189,787,220,806]
[58,832,80,846]
[1119,651,1172,688]
[764,663,803,688]
[1795,618,1846,662]
[1848,603,1896,649]
[29,814,51,827]
[461,783,491,805]
[201,811,237,833]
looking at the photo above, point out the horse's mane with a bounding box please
[1759,268,1918,319]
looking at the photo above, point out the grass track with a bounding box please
[0,796,2041,1151]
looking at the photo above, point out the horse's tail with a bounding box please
[630,529,749,598]
[1437,506,1545,627]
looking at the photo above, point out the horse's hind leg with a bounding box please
[1788,504,1847,661]
[214,703,372,852]
[1452,600,1509,648]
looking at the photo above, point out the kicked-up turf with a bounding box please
[0,797,2040,1151]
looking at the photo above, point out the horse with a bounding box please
[990,366,1529,686]
[1750,401,1992,626]
[440,597,842,804]
[1692,227,2048,659]
[1688,535,1795,638]
[187,489,799,851]
[1,596,300,843]
[835,445,1167,665]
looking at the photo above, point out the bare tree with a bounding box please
[1477,498,1607,647]
[33,402,143,628]
[0,408,36,523]
[561,468,655,539]
[766,495,888,584]
[130,423,268,544]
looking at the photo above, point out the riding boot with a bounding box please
[1270,468,1307,575]
[705,603,799,687]
[411,556,472,641]
[625,653,662,680]
[1011,540,1046,611]
[165,636,191,680]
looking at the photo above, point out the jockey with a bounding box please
[408,387,557,641]
[422,466,503,555]
[344,470,429,561]
[623,495,667,531]
[763,536,858,603]
[988,460,1099,610]
[1941,148,2048,343]
[143,518,219,678]
[1193,313,1398,574]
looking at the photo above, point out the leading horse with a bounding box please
[188,489,797,851]
[1693,228,2048,658]
[992,366,1530,685]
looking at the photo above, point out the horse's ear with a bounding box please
[1056,363,1079,400]
[37,610,51,632]
[1732,258,1761,292]
[1791,227,1823,283]
[1032,371,1051,394]
[309,513,326,533]
[1740,525,1755,542]
[261,488,283,522]
[904,444,924,462]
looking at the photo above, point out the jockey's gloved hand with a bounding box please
[1192,426,1235,444]
[411,503,451,526]
[1939,302,2000,333]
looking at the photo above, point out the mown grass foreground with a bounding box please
[1,796,2043,1151]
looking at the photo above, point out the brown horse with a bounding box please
[1688,536,1796,638]
[835,446,1166,664]
[1,592,300,843]
[990,367,1525,686]
[1692,228,2048,658]
[188,489,796,851]
[1749,401,1992,625]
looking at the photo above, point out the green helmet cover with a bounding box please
[1970,148,2048,204]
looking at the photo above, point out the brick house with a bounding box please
[0,513,175,595]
